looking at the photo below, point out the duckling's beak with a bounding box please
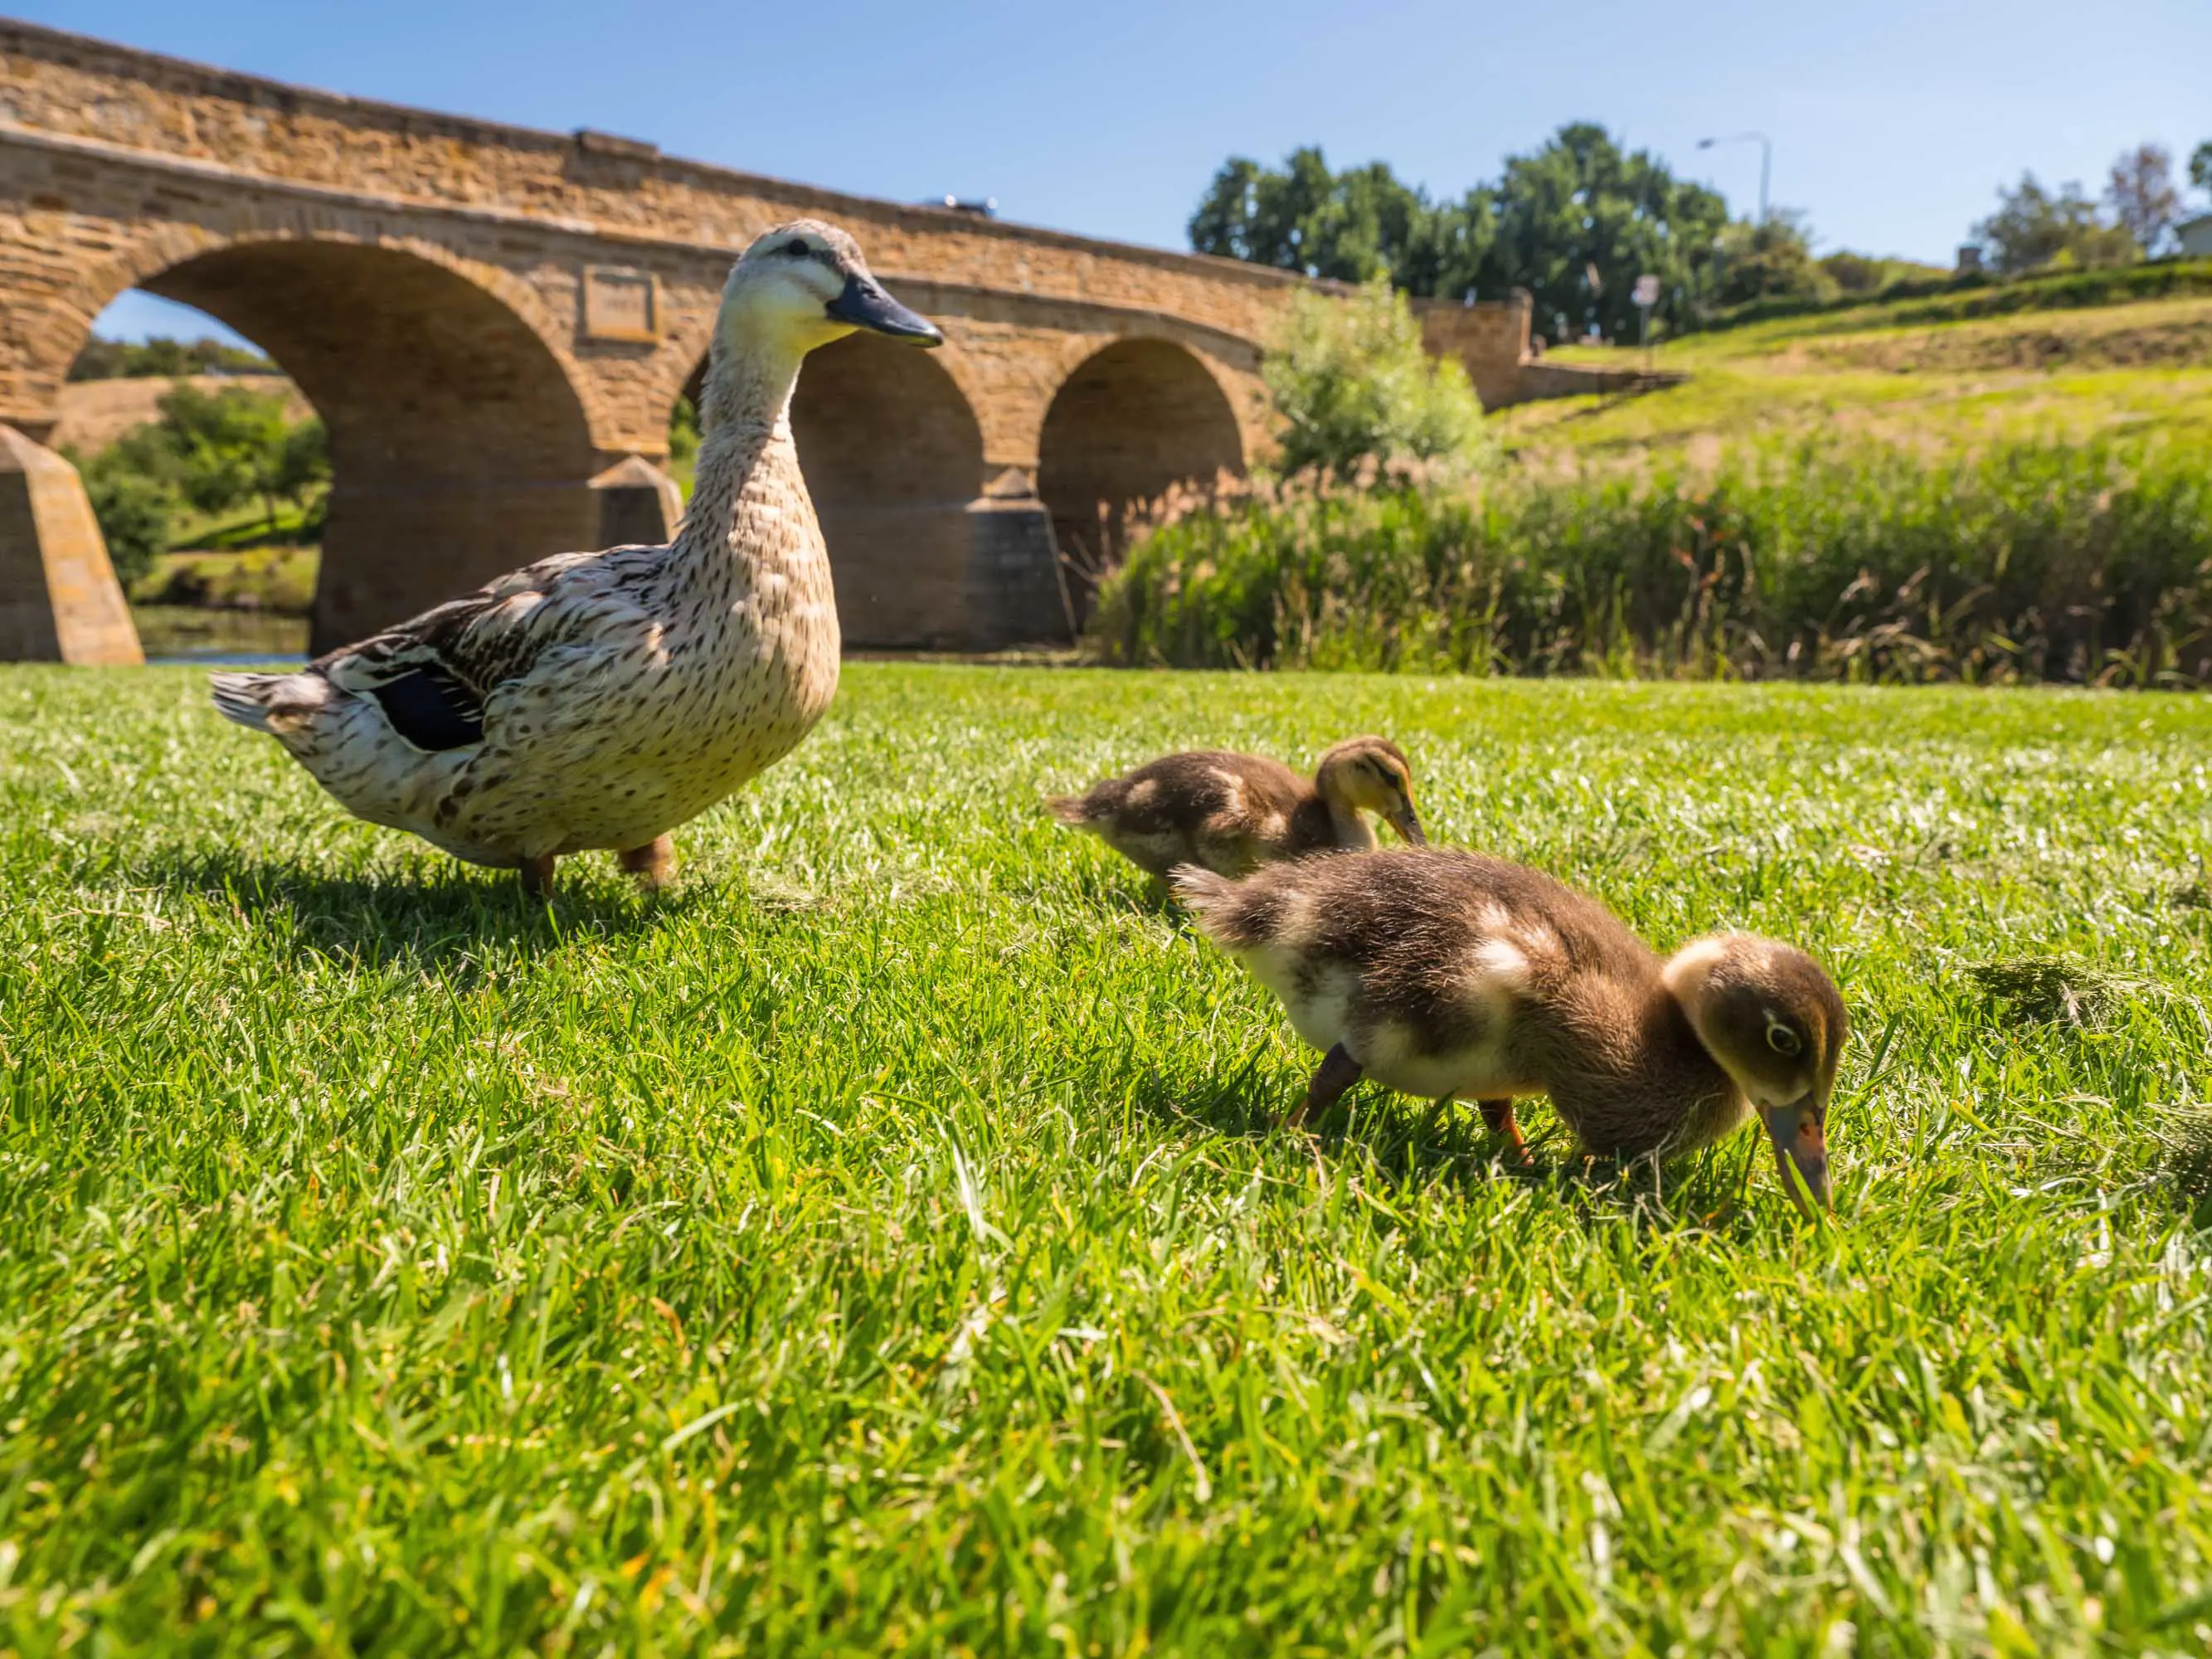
[825,274,943,346]
[1389,805,1427,846]
[1761,1098,1830,1215]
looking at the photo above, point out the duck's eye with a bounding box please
[1766,1021,1803,1058]
[782,239,810,257]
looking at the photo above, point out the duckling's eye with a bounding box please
[1766,1021,1803,1058]
[782,238,811,258]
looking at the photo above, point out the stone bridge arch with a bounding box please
[0,20,1343,656]
[1036,336,1248,583]
[39,229,604,653]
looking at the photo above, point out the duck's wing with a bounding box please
[314,544,666,752]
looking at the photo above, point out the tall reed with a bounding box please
[1089,439,2212,685]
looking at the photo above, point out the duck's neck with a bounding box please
[1544,981,1744,1159]
[673,331,809,564]
[1324,796,1378,852]
[1637,992,1748,1150]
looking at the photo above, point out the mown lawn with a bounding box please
[2,664,2210,1655]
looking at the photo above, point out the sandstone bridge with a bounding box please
[0,21,1618,659]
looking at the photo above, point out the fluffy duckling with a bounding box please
[1174,848,1845,1212]
[210,220,941,895]
[1048,737,1423,883]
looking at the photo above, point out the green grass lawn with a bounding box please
[3,664,2210,1654]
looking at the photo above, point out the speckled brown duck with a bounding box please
[1174,847,1845,1212]
[1048,737,1424,883]
[211,221,941,896]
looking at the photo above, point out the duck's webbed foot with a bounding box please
[1284,1042,1362,1131]
[618,834,676,889]
[1478,1097,1534,1165]
[519,854,559,898]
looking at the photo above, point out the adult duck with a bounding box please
[211,220,939,893]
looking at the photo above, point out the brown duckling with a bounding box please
[1174,847,1845,1212]
[1048,737,1423,883]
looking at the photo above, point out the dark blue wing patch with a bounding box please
[370,667,485,751]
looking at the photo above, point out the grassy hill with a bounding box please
[1503,289,2212,465]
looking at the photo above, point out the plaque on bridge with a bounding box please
[581,266,662,343]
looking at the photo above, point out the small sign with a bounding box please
[1632,274,1660,309]
[581,266,661,343]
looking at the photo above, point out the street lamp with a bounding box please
[1698,131,1771,224]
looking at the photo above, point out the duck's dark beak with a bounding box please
[1390,805,1427,846]
[825,274,942,346]
[1761,1097,1830,1216]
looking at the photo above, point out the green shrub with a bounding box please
[1263,280,1492,484]
[1712,215,1835,308]
[64,387,328,577]
[1089,439,2212,685]
[69,450,172,586]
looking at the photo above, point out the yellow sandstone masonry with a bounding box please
[0,423,141,664]
[0,21,1592,654]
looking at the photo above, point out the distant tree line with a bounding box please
[68,334,275,381]
[1972,140,2211,276]
[1189,124,1743,343]
[1194,128,2212,340]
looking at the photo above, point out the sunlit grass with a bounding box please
[2,664,2209,1653]
[1510,296,2212,465]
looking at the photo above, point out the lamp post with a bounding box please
[1698,131,1771,224]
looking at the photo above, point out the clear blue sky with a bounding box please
[42,0,2211,344]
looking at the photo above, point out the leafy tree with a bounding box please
[2106,143,2180,254]
[274,418,330,515]
[1189,147,1493,295]
[1973,174,2136,275]
[68,382,326,576]
[2192,139,2212,197]
[66,447,172,586]
[1470,124,1730,341]
[156,383,295,525]
[1710,212,1834,308]
[1191,127,1729,341]
[1262,279,1490,484]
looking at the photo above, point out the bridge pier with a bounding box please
[824,480,1070,654]
[309,470,600,655]
[0,426,142,664]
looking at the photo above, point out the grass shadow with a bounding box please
[1009,859,1188,923]
[141,848,712,975]
[1119,1053,1561,1199]
[1171,1058,1793,1234]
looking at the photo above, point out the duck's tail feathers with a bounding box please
[1045,793,1094,826]
[209,670,331,733]
[1169,863,1238,914]
[1171,862,1287,946]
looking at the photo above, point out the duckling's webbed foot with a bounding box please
[618,834,676,889]
[1285,1043,1362,1131]
[518,854,559,898]
[1479,1097,1534,1165]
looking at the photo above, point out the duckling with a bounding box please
[209,220,941,895]
[1173,848,1845,1212]
[1048,737,1423,883]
